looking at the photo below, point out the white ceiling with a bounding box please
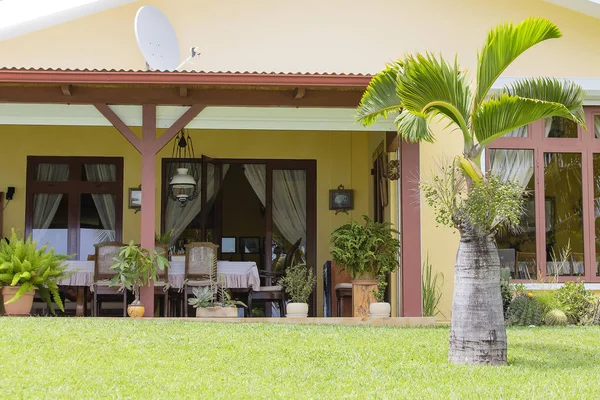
[545,0,600,19]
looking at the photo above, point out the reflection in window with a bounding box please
[502,125,527,138]
[32,193,68,255]
[490,149,536,279]
[544,153,584,276]
[545,117,578,138]
[79,194,116,260]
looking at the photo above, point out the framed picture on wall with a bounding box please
[329,186,354,211]
[128,187,142,210]
[240,237,261,254]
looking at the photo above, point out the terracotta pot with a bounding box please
[369,302,391,318]
[2,286,35,316]
[353,271,376,281]
[196,307,238,318]
[286,302,309,317]
[127,304,145,318]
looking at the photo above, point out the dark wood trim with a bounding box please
[25,156,124,258]
[386,131,399,152]
[265,163,273,276]
[0,192,3,238]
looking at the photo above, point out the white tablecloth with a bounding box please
[60,260,261,289]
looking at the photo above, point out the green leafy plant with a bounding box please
[508,294,543,326]
[0,229,73,314]
[500,268,513,319]
[188,286,213,308]
[330,215,400,279]
[155,229,174,245]
[110,241,169,306]
[280,263,316,304]
[422,253,444,317]
[373,274,388,303]
[545,309,568,326]
[555,280,595,325]
[533,290,561,315]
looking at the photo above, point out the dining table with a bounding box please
[60,259,261,316]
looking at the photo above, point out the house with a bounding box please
[1,0,600,319]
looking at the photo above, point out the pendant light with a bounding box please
[169,129,198,206]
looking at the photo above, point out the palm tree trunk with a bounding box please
[449,228,507,365]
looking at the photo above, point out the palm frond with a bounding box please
[473,94,572,147]
[502,77,586,127]
[394,110,434,143]
[475,17,561,107]
[397,53,472,141]
[356,61,403,126]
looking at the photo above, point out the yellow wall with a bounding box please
[0,125,373,315]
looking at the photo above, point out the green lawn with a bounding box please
[0,319,599,399]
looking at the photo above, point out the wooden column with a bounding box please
[139,105,157,316]
[95,103,206,317]
[401,141,422,316]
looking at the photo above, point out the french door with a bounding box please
[25,156,124,260]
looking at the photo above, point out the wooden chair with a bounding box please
[182,242,219,317]
[92,242,127,317]
[154,243,170,317]
[247,238,302,317]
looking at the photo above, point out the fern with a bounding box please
[0,229,72,314]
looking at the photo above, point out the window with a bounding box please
[26,157,124,260]
[487,108,600,282]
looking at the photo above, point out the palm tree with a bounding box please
[357,18,586,365]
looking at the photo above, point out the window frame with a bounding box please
[487,107,600,282]
[25,156,124,258]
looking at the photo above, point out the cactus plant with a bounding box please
[508,294,543,326]
[545,309,568,326]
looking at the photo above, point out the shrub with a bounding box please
[0,229,72,314]
[508,294,543,326]
[555,281,595,325]
[534,290,561,314]
[280,264,316,304]
[545,309,568,326]
[500,268,512,319]
[373,274,387,303]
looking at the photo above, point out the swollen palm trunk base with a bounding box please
[449,233,507,365]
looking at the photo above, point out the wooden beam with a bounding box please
[386,131,399,152]
[94,104,142,152]
[179,86,188,97]
[153,104,205,154]
[61,84,72,96]
[293,87,306,100]
[0,86,363,107]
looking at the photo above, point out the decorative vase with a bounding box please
[369,302,391,318]
[286,302,309,317]
[195,307,238,318]
[2,286,35,316]
[127,304,145,318]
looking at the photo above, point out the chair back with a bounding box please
[154,243,169,281]
[94,242,126,280]
[185,242,219,281]
[283,238,303,272]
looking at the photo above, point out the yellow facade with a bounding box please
[3,0,600,320]
[0,124,382,314]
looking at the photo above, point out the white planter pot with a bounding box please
[195,307,238,318]
[369,302,391,318]
[286,302,309,317]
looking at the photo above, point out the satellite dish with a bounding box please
[134,5,180,71]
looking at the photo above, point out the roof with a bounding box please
[0,68,372,88]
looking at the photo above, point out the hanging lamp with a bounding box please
[168,129,198,206]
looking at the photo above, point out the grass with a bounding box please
[0,319,599,399]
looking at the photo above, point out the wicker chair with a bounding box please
[182,242,219,317]
[92,242,127,317]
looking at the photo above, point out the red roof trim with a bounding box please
[0,68,373,88]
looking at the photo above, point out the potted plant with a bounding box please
[369,274,390,318]
[0,229,73,316]
[155,229,173,259]
[188,280,246,318]
[110,241,169,318]
[330,216,400,317]
[280,263,316,317]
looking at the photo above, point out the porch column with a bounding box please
[401,141,422,316]
[140,105,157,316]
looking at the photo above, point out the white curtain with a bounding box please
[504,125,527,138]
[243,164,307,247]
[490,149,534,189]
[84,164,117,240]
[33,164,69,229]
[164,162,229,246]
